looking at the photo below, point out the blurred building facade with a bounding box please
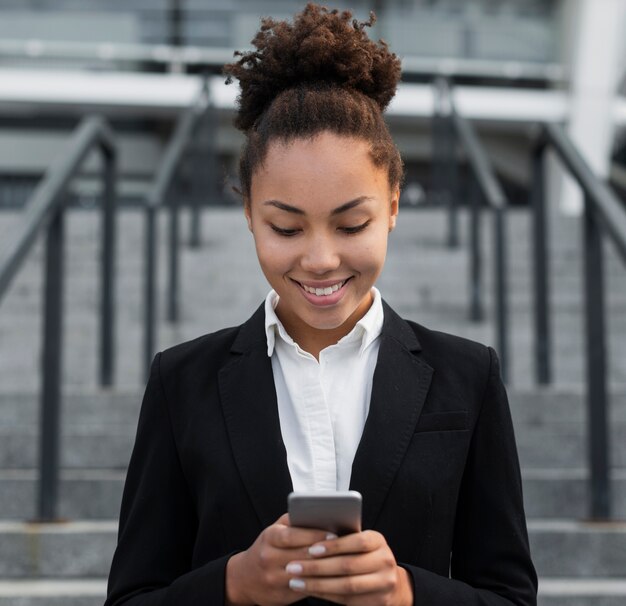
[0,0,567,61]
[0,0,624,211]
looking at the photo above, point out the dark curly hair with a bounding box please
[223,3,403,201]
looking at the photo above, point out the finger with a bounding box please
[269,524,332,550]
[275,512,290,526]
[285,551,382,578]
[288,571,394,596]
[307,530,383,558]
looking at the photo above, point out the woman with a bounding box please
[105,4,537,605]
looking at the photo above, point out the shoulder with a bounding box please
[157,304,267,373]
[152,303,267,389]
[379,299,495,376]
[397,316,503,420]
[156,325,241,379]
[400,314,496,390]
[410,319,491,365]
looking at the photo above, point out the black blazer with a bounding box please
[105,301,537,606]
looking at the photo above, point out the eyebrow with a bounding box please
[262,196,372,216]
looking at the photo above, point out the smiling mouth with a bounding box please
[295,278,351,297]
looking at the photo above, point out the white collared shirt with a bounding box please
[264,288,384,492]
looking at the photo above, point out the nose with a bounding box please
[300,231,341,275]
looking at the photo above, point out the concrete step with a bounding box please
[3,252,622,308]
[2,421,625,470]
[1,389,626,469]
[0,521,116,579]
[1,207,624,389]
[1,519,625,579]
[1,317,624,390]
[2,468,626,521]
[538,579,626,606]
[522,469,626,519]
[0,580,105,606]
[2,276,624,319]
[0,391,142,427]
[0,579,624,606]
[0,470,124,521]
[1,388,625,428]
[529,520,626,577]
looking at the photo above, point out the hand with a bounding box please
[225,513,332,606]
[284,530,414,606]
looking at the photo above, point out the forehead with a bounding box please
[250,132,388,208]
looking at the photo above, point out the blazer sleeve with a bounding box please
[105,353,235,606]
[401,346,538,606]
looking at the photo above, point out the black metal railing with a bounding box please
[531,123,626,519]
[0,116,117,521]
[143,84,211,381]
[433,78,510,383]
[432,80,460,248]
[434,79,626,519]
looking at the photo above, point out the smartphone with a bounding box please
[288,490,362,536]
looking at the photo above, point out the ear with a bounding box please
[388,186,400,232]
[243,200,253,232]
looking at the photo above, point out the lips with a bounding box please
[301,280,346,297]
[292,277,352,306]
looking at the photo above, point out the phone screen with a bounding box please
[288,491,362,535]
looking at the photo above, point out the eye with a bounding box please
[270,224,300,237]
[339,220,371,235]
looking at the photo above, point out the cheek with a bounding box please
[254,236,294,275]
[347,229,389,271]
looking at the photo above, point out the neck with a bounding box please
[276,293,373,360]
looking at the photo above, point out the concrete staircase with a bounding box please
[0,206,625,605]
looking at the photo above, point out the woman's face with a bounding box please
[245,131,399,347]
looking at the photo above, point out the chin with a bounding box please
[304,309,353,331]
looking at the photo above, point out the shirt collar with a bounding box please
[264,287,384,357]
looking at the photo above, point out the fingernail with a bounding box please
[325,532,338,540]
[289,578,306,591]
[285,562,303,574]
[308,544,326,556]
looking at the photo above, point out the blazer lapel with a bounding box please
[218,304,293,529]
[350,302,433,530]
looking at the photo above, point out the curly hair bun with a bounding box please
[224,3,402,132]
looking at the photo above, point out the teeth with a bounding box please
[302,281,345,296]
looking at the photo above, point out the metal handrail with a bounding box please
[434,79,510,383]
[434,82,624,519]
[143,83,210,381]
[531,123,626,520]
[611,162,626,193]
[0,116,117,521]
[545,124,626,263]
[451,111,507,210]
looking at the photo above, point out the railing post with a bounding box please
[493,207,509,383]
[431,96,445,206]
[38,206,65,522]
[168,190,180,323]
[189,134,203,249]
[531,138,551,384]
[583,195,611,519]
[433,77,458,247]
[189,99,213,249]
[447,114,460,249]
[144,204,157,384]
[100,142,117,387]
[468,174,483,321]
